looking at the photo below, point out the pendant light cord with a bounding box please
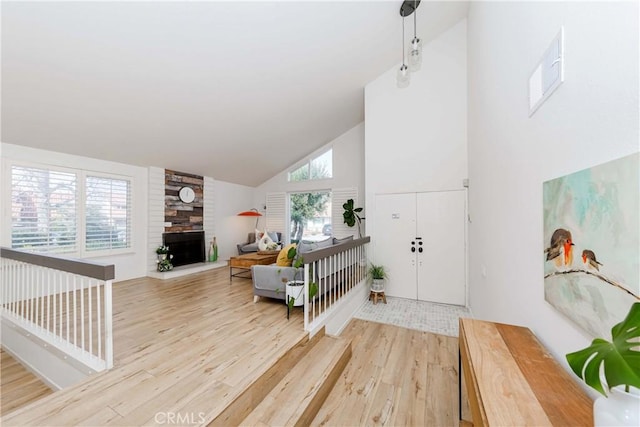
[413,0,417,38]
[402,15,406,64]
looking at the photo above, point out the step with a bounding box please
[240,335,352,427]
[210,329,326,427]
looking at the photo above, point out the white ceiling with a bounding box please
[1,1,469,186]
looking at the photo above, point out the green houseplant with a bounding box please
[566,302,640,426]
[342,199,364,238]
[155,246,173,272]
[156,245,169,255]
[281,246,319,314]
[368,264,388,292]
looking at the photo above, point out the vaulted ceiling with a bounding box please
[2,1,468,186]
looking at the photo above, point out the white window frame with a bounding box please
[287,189,332,243]
[287,148,333,182]
[5,160,134,258]
[84,171,133,256]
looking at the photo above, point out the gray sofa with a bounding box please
[237,231,282,255]
[251,236,352,302]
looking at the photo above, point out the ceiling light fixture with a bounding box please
[408,0,422,72]
[397,13,410,88]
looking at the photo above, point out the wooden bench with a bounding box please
[458,318,593,426]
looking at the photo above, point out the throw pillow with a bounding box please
[276,243,297,266]
[333,236,353,245]
[267,231,279,243]
[258,233,274,251]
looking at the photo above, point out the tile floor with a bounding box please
[354,295,472,337]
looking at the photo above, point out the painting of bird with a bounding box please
[582,249,603,271]
[545,228,574,267]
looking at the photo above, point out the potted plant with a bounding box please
[368,263,388,292]
[281,246,318,315]
[156,245,169,258]
[343,199,364,238]
[155,245,174,271]
[566,302,640,426]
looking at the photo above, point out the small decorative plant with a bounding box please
[368,263,387,292]
[157,257,174,272]
[343,199,364,238]
[368,264,388,281]
[281,246,318,313]
[566,302,640,396]
[156,245,170,255]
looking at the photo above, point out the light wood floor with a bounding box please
[0,349,54,416]
[313,319,471,426]
[1,267,307,425]
[2,267,470,426]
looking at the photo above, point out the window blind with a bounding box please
[11,165,77,253]
[85,176,131,251]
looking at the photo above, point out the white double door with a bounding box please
[374,190,466,305]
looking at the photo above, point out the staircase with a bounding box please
[210,329,352,426]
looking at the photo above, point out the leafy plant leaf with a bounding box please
[309,282,318,300]
[287,295,295,312]
[343,198,363,228]
[566,302,640,396]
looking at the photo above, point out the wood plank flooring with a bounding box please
[1,267,307,425]
[312,319,471,426]
[0,349,54,416]
[2,266,471,426]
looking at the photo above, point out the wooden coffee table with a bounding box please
[229,253,278,280]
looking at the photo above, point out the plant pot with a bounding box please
[594,386,640,426]
[286,280,305,307]
[371,279,385,292]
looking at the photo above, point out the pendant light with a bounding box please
[408,0,422,72]
[396,14,410,88]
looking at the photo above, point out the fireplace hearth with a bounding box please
[162,231,205,267]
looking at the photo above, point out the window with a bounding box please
[288,149,332,182]
[11,165,77,253]
[85,176,131,251]
[289,191,331,243]
[10,164,132,255]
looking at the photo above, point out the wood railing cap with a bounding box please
[301,236,370,264]
[0,247,115,281]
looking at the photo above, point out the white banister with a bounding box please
[0,248,114,372]
[302,237,370,334]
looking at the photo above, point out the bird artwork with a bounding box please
[582,249,603,271]
[545,228,574,268]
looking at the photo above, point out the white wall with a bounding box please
[1,143,149,281]
[214,180,256,260]
[253,122,365,236]
[467,0,639,375]
[365,19,468,261]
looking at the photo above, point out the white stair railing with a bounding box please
[0,248,114,372]
[303,237,370,332]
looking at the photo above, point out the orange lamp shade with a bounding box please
[237,210,262,217]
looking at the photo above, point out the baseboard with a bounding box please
[147,261,227,279]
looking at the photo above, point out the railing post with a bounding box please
[303,264,310,332]
[104,279,113,369]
